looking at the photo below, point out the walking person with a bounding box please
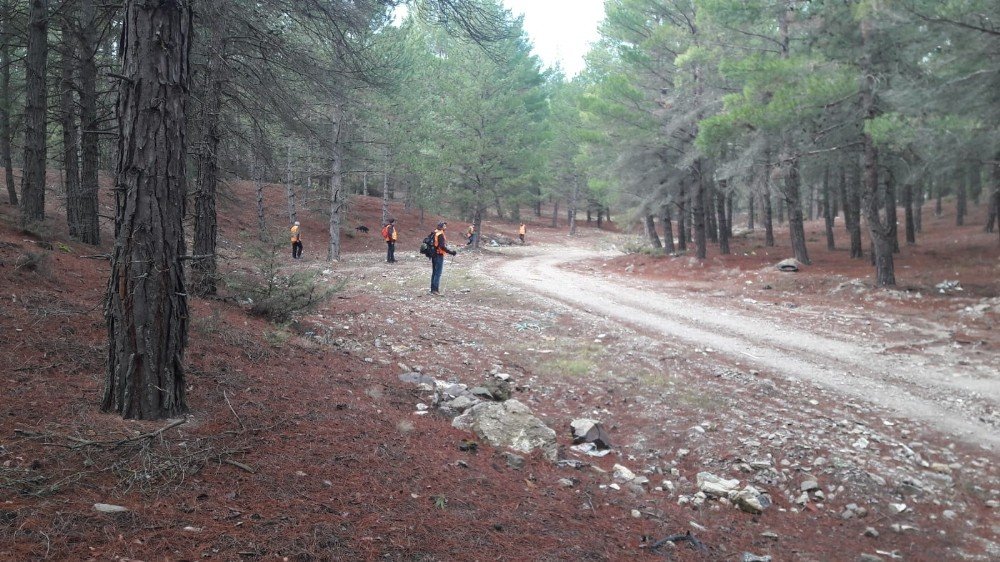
[382,218,398,263]
[430,221,457,295]
[290,221,303,259]
[518,222,526,244]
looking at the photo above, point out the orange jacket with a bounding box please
[518,224,526,235]
[290,225,301,242]
[433,229,453,256]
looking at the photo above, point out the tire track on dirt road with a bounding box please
[488,247,999,450]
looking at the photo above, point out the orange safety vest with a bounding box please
[433,230,446,255]
[518,224,525,235]
[290,225,300,242]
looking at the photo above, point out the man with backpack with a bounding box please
[382,219,398,263]
[429,221,456,295]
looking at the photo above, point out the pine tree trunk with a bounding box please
[76,0,100,244]
[717,180,729,255]
[104,0,192,419]
[191,12,223,297]
[986,156,999,235]
[860,18,894,285]
[20,0,49,226]
[784,157,810,264]
[956,166,967,226]
[823,165,835,251]
[903,182,915,245]
[885,169,899,253]
[969,161,982,206]
[327,103,344,261]
[763,187,774,247]
[60,15,84,241]
[676,183,687,251]
[568,174,579,236]
[661,205,675,254]
[0,16,16,206]
[845,161,864,258]
[706,186,718,244]
[380,144,389,225]
[746,192,754,230]
[914,180,924,233]
[253,156,266,240]
[287,142,298,224]
[726,191,734,238]
[644,213,662,248]
[935,178,943,217]
[693,162,707,259]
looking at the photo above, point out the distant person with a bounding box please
[382,218,398,263]
[518,222,526,244]
[290,221,303,259]
[465,224,475,246]
[430,221,457,295]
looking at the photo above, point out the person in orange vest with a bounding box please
[382,218,398,263]
[290,221,303,259]
[465,224,475,246]
[430,221,457,295]
[518,222,526,244]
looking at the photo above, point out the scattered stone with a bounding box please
[93,503,128,513]
[503,452,525,470]
[742,553,772,562]
[863,527,879,538]
[795,492,810,505]
[986,499,999,509]
[569,442,611,457]
[760,531,779,541]
[631,509,642,518]
[888,503,907,515]
[612,464,636,482]
[557,478,574,488]
[942,510,957,520]
[570,418,613,449]
[735,486,772,514]
[452,399,557,461]
[930,462,952,474]
[800,480,820,492]
[697,472,741,497]
[776,258,801,272]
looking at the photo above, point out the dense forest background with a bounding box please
[0,0,997,418]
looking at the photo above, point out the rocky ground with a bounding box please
[1,185,997,561]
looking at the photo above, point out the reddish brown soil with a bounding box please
[1,177,997,561]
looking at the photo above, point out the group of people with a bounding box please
[288,219,528,295]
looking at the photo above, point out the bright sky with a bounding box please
[501,0,605,78]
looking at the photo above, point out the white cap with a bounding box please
[294,221,300,226]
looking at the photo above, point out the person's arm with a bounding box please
[440,234,456,255]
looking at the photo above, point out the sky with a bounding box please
[500,0,605,78]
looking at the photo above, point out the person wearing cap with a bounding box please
[382,218,398,263]
[430,221,457,295]
[290,221,303,259]
[465,224,475,246]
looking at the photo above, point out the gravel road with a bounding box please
[489,245,999,450]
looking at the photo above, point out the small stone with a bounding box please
[942,510,957,520]
[800,480,820,492]
[93,503,128,513]
[930,462,952,474]
[631,509,642,518]
[760,531,779,540]
[841,509,855,520]
[557,478,574,488]
[795,492,810,505]
[888,503,907,515]
[985,499,998,509]
[863,527,879,538]
[741,553,772,562]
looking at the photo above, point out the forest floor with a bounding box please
[1,179,998,561]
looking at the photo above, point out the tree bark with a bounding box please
[287,141,299,224]
[784,157,810,264]
[104,0,192,420]
[692,161,706,259]
[860,18,894,286]
[0,9,16,206]
[76,0,100,244]
[706,186,718,244]
[746,192,754,230]
[568,174,579,236]
[986,156,999,236]
[327,103,344,261]
[60,12,84,242]
[956,166,967,226]
[822,165,835,251]
[844,160,864,259]
[716,179,729,255]
[253,155,266,240]
[380,144,389,225]
[20,0,49,226]
[676,182,687,251]
[914,179,924,233]
[902,182,915,245]
[885,169,899,253]
[661,205,675,254]
[191,9,224,297]
[644,213,662,248]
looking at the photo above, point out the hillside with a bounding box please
[1,180,998,561]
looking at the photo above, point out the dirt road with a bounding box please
[486,243,999,450]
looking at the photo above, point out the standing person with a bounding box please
[382,218,398,263]
[290,221,303,259]
[518,222,526,244]
[465,224,475,246]
[430,221,457,295]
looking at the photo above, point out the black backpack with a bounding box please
[419,232,436,257]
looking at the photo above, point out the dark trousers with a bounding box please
[292,240,303,258]
[386,241,396,262]
[430,254,444,292]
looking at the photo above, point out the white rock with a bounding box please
[93,503,128,513]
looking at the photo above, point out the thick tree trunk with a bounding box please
[76,0,100,244]
[60,15,84,241]
[104,0,192,419]
[191,12,223,297]
[0,15,16,206]
[327,103,344,261]
[784,157,810,264]
[20,0,49,226]
[644,213,662,248]
[716,180,729,255]
[692,163,706,259]
[844,161,864,258]
[763,187,774,247]
[822,165,835,250]
[860,19,894,286]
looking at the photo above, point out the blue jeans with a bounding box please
[430,254,444,292]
